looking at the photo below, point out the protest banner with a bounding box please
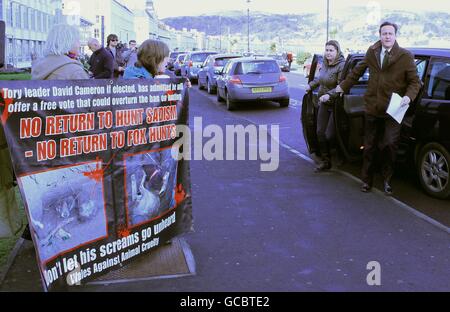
[0,77,192,291]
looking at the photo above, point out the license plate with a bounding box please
[252,87,272,94]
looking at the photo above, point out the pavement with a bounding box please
[0,88,449,292]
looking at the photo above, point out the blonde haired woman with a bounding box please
[32,24,89,80]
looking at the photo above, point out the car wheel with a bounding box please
[207,79,215,94]
[417,142,450,199]
[217,89,224,102]
[279,98,290,108]
[226,91,236,110]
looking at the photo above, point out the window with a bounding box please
[22,5,28,29]
[23,40,30,61]
[427,59,450,100]
[415,59,428,81]
[16,39,22,62]
[7,1,13,26]
[214,57,236,67]
[31,9,35,29]
[37,11,41,32]
[235,61,280,75]
[191,53,213,62]
[43,13,47,32]
[8,39,13,64]
[94,29,99,38]
[223,61,233,74]
[14,3,21,28]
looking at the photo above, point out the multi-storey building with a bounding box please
[0,0,61,68]
[78,0,135,47]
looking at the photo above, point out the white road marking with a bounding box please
[193,87,450,234]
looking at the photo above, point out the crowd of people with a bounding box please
[31,24,176,82]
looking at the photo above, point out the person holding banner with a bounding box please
[335,22,420,195]
[23,23,89,240]
[31,24,89,80]
[123,39,171,79]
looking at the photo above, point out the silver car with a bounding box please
[181,51,218,81]
[198,54,241,94]
[216,57,290,110]
[173,53,187,76]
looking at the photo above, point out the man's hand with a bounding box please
[335,85,344,94]
[118,66,125,72]
[305,85,311,93]
[400,96,411,107]
[319,94,330,103]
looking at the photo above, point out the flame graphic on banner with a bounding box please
[83,158,104,183]
[0,90,14,124]
[117,225,131,238]
[175,184,186,206]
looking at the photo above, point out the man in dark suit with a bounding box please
[336,22,421,195]
[87,38,114,79]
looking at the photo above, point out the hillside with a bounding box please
[162,10,450,51]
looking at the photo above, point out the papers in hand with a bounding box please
[387,93,408,124]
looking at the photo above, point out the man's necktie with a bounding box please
[382,50,390,69]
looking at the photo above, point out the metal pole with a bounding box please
[326,0,329,42]
[247,0,250,52]
[219,15,222,51]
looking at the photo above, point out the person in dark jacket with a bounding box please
[87,38,114,79]
[305,40,346,172]
[122,40,138,68]
[336,21,421,194]
[106,34,125,78]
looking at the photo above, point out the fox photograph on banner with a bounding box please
[0,77,192,291]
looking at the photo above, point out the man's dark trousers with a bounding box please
[361,113,402,185]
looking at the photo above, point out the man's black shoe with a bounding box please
[384,181,393,196]
[314,161,331,173]
[361,183,371,192]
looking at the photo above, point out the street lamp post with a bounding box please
[326,0,330,42]
[247,0,251,53]
[219,15,222,52]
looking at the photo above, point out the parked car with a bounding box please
[181,51,218,81]
[173,53,187,76]
[267,54,290,72]
[198,54,241,94]
[167,51,186,71]
[301,48,450,199]
[216,57,290,110]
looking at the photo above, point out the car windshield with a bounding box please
[177,55,186,61]
[170,52,183,59]
[268,55,283,60]
[214,57,237,66]
[191,53,214,62]
[235,61,280,74]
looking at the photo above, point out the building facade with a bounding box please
[78,0,135,47]
[0,0,61,68]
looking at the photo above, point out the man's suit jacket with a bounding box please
[340,40,421,117]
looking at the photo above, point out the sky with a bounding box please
[153,0,450,19]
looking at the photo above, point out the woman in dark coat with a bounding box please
[305,40,346,172]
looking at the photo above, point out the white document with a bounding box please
[387,93,408,124]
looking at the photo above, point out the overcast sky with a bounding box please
[153,0,450,18]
